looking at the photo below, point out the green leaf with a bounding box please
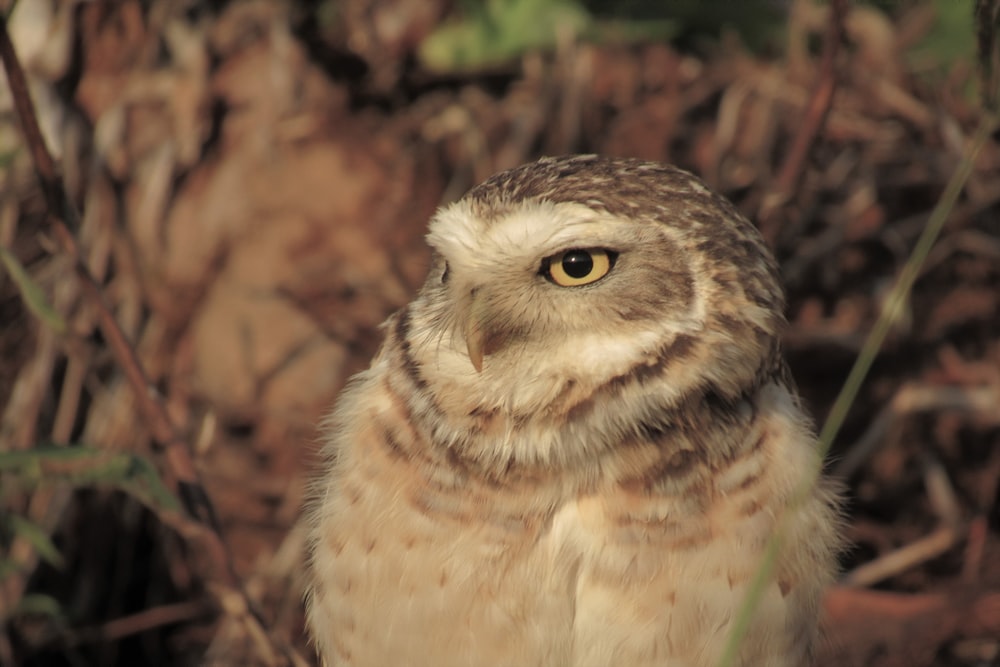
[908,0,977,71]
[583,0,782,52]
[0,444,181,514]
[13,593,63,619]
[5,513,65,569]
[0,246,67,335]
[419,0,593,72]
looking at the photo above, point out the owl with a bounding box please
[304,155,841,667]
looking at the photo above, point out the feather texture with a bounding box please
[305,155,841,666]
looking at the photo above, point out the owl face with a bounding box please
[393,155,785,471]
[425,199,700,374]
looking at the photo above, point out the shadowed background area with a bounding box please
[0,1,998,665]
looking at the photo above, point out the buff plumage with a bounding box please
[304,155,841,666]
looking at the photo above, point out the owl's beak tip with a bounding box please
[464,289,489,372]
[469,350,484,373]
[466,321,485,372]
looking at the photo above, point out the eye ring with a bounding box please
[543,248,616,287]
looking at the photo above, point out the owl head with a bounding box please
[399,155,786,470]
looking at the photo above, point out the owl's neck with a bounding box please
[388,318,785,494]
[386,301,790,494]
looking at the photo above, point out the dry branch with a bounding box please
[0,13,302,667]
[760,0,847,220]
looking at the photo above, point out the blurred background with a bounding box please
[1,0,998,665]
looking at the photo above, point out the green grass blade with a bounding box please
[4,513,66,569]
[716,111,998,667]
[0,246,66,335]
[815,115,997,456]
[12,593,63,619]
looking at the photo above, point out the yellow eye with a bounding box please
[545,248,615,287]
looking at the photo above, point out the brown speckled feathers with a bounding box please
[305,155,840,667]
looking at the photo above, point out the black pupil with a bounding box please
[561,250,594,279]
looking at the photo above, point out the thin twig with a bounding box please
[842,457,964,587]
[760,0,848,220]
[0,0,214,564]
[833,383,1000,479]
[0,14,301,666]
[68,600,214,645]
[841,526,959,588]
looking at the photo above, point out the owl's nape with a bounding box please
[305,155,841,667]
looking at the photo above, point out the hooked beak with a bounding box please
[465,315,485,373]
[462,290,509,373]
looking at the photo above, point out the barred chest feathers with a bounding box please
[304,155,841,667]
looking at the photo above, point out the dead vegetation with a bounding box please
[0,1,998,665]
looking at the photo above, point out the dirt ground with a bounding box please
[1,1,998,666]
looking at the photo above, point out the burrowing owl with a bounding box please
[305,155,840,666]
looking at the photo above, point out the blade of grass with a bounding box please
[716,111,998,667]
[816,116,996,457]
[3,513,65,569]
[0,246,66,334]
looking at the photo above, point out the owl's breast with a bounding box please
[309,459,801,667]
[307,373,829,667]
[307,382,580,666]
